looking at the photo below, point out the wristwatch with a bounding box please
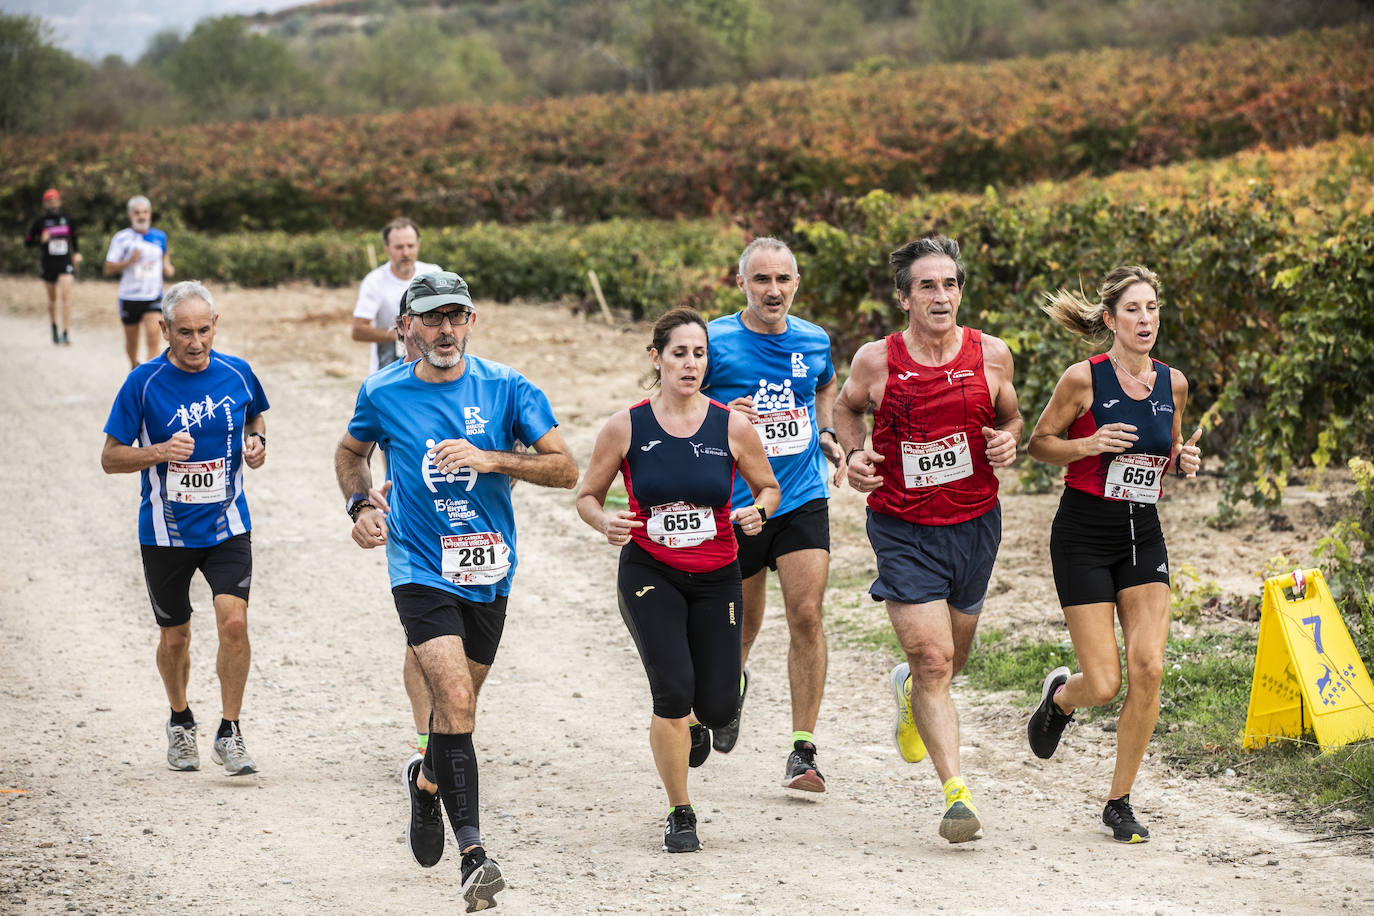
[345,492,374,521]
[248,432,267,447]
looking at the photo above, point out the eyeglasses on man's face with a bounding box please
[416,308,473,328]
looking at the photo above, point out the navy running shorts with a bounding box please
[391,583,508,665]
[865,503,1002,614]
[140,532,252,628]
[733,497,830,578]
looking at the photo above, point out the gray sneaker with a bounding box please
[166,719,199,771]
[211,723,258,776]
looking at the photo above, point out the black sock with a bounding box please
[430,731,481,851]
[217,718,238,739]
[170,707,194,726]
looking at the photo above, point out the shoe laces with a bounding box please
[900,676,917,728]
[170,724,196,755]
[1105,796,1137,823]
[414,775,442,818]
[667,807,696,833]
[221,727,247,758]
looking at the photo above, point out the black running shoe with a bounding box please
[460,846,506,911]
[403,753,444,868]
[662,805,701,853]
[1027,666,1074,759]
[688,723,711,768]
[1102,795,1150,844]
[51,323,59,344]
[61,330,70,345]
[781,740,826,793]
[712,667,749,754]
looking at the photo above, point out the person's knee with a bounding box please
[1078,668,1123,706]
[159,626,191,655]
[1125,652,1164,694]
[217,613,249,646]
[429,678,476,717]
[693,679,738,728]
[908,646,954,686]
[786,599,825,644]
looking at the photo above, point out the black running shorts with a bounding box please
[391,583,508,665]
[40,259,74,283]
[119,298,162,326]
[732,497,830,579]
[140,532,252,628]
[1050,486,1170,607]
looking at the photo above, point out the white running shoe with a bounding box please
[211,723,257,776]
[166,719,199,771]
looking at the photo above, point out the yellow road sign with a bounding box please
[1242,568,1374,751]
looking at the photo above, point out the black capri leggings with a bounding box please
[616,542,742,725]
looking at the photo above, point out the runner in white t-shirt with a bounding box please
[352,218,439,374]
[104,195,175,369]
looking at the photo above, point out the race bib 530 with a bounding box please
[751,407,811,457]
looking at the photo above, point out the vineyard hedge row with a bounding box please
[3,137,1368,511]
[3,26,1371,234]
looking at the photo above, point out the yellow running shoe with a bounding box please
[890,662,927,763]
[939,778,982,843]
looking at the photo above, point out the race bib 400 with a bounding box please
[166,459,227,504]
[441,532,511,585]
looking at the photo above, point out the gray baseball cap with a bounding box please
[404,271,474,314]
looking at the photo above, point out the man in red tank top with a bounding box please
[833,235,1022,844]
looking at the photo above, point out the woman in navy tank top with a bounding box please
[1024,265,1203,845]
[576,307,779,853]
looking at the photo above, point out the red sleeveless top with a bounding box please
[868,328,999,526]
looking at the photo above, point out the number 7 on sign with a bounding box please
[1302,615,1323,654]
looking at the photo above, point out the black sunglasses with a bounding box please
[416,308,473,328]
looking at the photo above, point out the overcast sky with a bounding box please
[2,0,302,61]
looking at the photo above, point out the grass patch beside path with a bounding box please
[838,623,1374,828]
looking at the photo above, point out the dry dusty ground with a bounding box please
[1,275,1371,915]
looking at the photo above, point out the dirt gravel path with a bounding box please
[1,277,1371,914]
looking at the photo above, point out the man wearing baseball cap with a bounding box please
[24,188,82,345]
[334,271,578,911]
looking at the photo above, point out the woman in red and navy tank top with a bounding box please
[1024,265,1203,845]
[576,307,779,854]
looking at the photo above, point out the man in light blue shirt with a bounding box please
[703,238,843,793]
[335,271,577,911]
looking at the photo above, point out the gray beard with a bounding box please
[420,334,465,369]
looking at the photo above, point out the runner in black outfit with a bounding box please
[576,307,780,853]
[24,188,81,345]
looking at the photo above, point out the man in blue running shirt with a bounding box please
[101,280,268,778]
[334,271,577,912]
[703,237,843,793]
